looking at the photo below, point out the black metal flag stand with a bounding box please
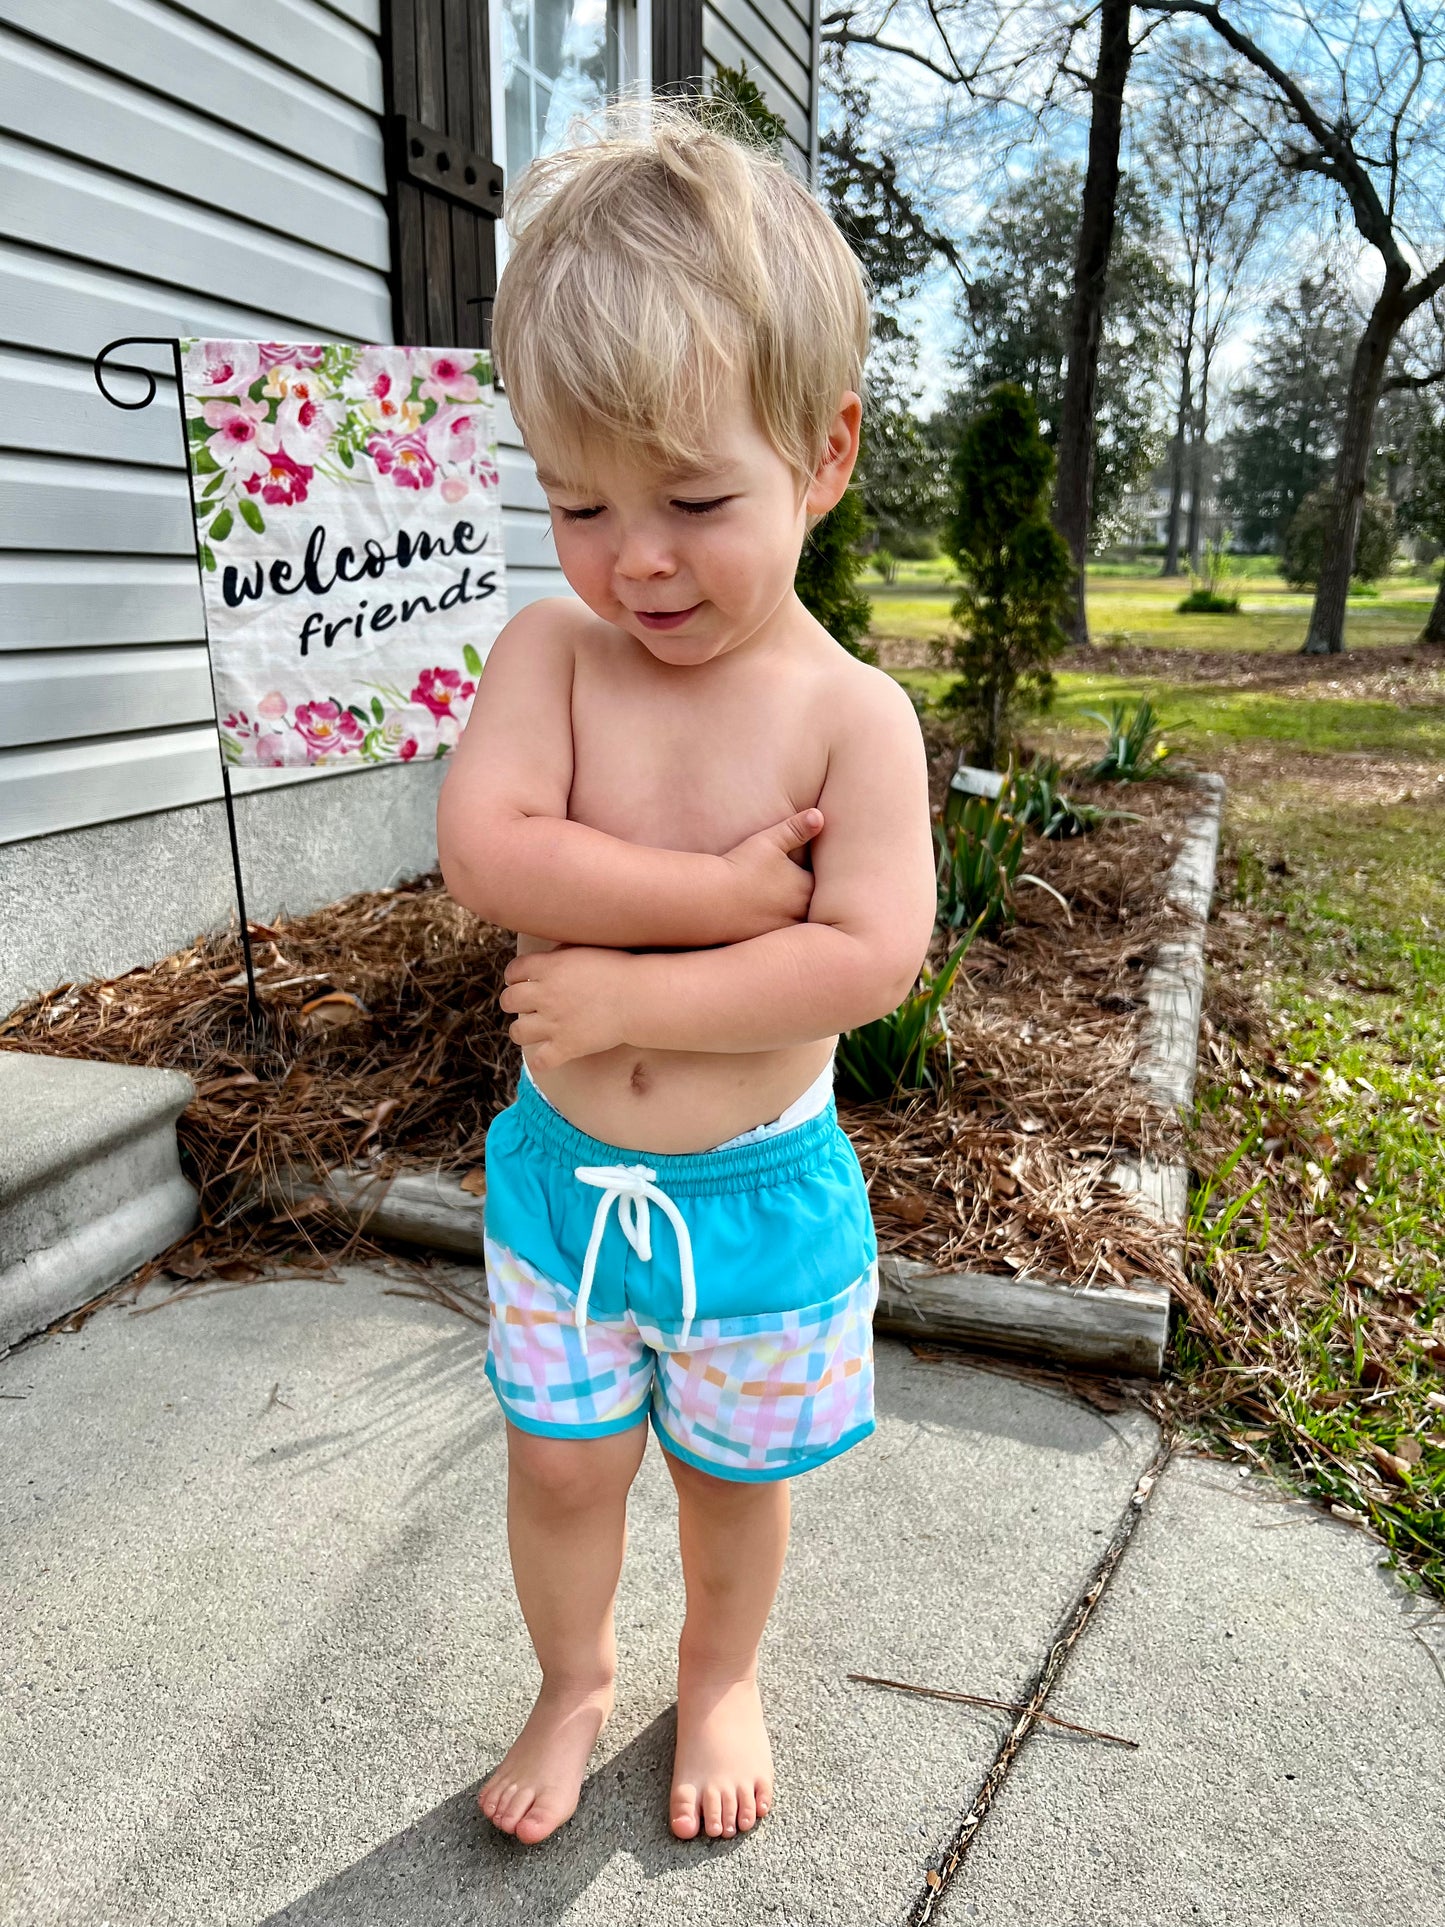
[93,336,264,1027]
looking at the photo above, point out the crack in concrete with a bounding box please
[908,1435,1176,1925]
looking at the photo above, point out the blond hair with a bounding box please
[492,105,871,483]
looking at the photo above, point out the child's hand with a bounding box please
[500,947,635,1069]
[720,810,824,938]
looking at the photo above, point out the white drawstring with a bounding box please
[573,1163,697,1353]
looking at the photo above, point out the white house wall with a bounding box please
[0,0,569,1014]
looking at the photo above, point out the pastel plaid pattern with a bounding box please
[484,1233,879,1479]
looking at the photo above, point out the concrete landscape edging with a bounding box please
[283,775,1226,1379]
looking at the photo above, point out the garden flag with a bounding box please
[180,340,506,768]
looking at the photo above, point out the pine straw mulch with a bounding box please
[0,764,1200,1313]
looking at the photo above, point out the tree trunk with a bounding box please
[1162,351,1191,575]
[1421,568,1445,646]
[1302,284,1407,655]
[1053,0,1133,647]
[1186,339,1213,572]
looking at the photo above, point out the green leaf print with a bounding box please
[370,696,385,723]
[238,497,265,535]
[202,470,226,498]
[462,643,483,677]
[200,543,216,571]
[348,704,370,724]
[193,447,220,475]
[188,418,211,440]
[210,508,233,542]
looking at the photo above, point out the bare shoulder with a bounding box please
[810,646,926,762]
[485,594,598,674]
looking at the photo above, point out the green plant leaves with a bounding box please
[209,507,233,543]
[238,496,265,535]
[463,643,483,677]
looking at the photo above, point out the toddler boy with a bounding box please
[437,110,937,1847]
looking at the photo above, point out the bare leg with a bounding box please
[664,1450,789,1840]
[480,1418,647,1845]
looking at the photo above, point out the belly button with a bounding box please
[629,1060,650,1095]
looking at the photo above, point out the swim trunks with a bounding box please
[482,1071,878,1481]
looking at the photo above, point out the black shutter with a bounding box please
[383,0,503,349]
[652,0,704,96]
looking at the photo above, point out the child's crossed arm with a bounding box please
[438,603,821,951]
[495,668,937,1068]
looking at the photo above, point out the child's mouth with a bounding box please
[635,604,701,632]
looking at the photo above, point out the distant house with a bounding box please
[0,0,821,1014]
[1118,444,1233,559]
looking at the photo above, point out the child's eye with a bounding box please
[556,504,603,522]
[672,496,730,515]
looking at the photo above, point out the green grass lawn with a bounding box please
[869,561,1442,654]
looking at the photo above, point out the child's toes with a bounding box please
[670,1782,702,1839]
[702,1787,724,1837]
[514,1791,572,1845]
[720,1788,739,1837]
[736,1790,758,1832]
[755,1781,773,1821]
[496,1782,533,1832]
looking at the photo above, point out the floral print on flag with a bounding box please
[181,340,507,769]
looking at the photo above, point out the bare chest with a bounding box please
[566,662,828,854]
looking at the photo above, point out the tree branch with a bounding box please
[1143,1,1408,276]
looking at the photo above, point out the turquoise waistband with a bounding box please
[508,1067,842,1197]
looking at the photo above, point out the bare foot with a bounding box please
[670,1663,774,1840]
[479,1679,613,1845]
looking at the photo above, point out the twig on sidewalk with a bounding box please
[847,1672,1137,1749]
[911,1436,1175,1925]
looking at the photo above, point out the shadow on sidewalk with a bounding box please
[261,1705,749,1925]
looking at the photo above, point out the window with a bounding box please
[496,0,643,181]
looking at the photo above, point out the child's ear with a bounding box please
[805,392,863,517]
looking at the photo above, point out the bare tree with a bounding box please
[1150,3,1445,651]
[1139,62,1286,575]
[823,1,1445,653]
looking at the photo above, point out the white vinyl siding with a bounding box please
[702,0,814,173]
[0,0,568,847]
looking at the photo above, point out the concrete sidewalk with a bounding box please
[1,1265,1440,1926]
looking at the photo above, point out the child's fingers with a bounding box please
[507,1015,549,1047]
[499,981,541,1013]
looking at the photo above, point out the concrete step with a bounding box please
[0,1051,198,1352]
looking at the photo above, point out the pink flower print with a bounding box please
[411,666,476,719]
[293,701,364,756]
[184,339,260,395]
[424,404,479,468]
[440,475,469,504]
[245,444,313,506]
[399,737,419,761]
[257,691,287,720]
[256,342,325,373]
[368,430,436,490]
[222,711,253,737]
[255,733,287,767]
[419,352,482,403]
[201,397,269,473]
[355,348,419,431]
[275,391,341,461]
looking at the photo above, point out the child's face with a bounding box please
[535,386,860,666]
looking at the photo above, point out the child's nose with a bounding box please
[615,522,676,580]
